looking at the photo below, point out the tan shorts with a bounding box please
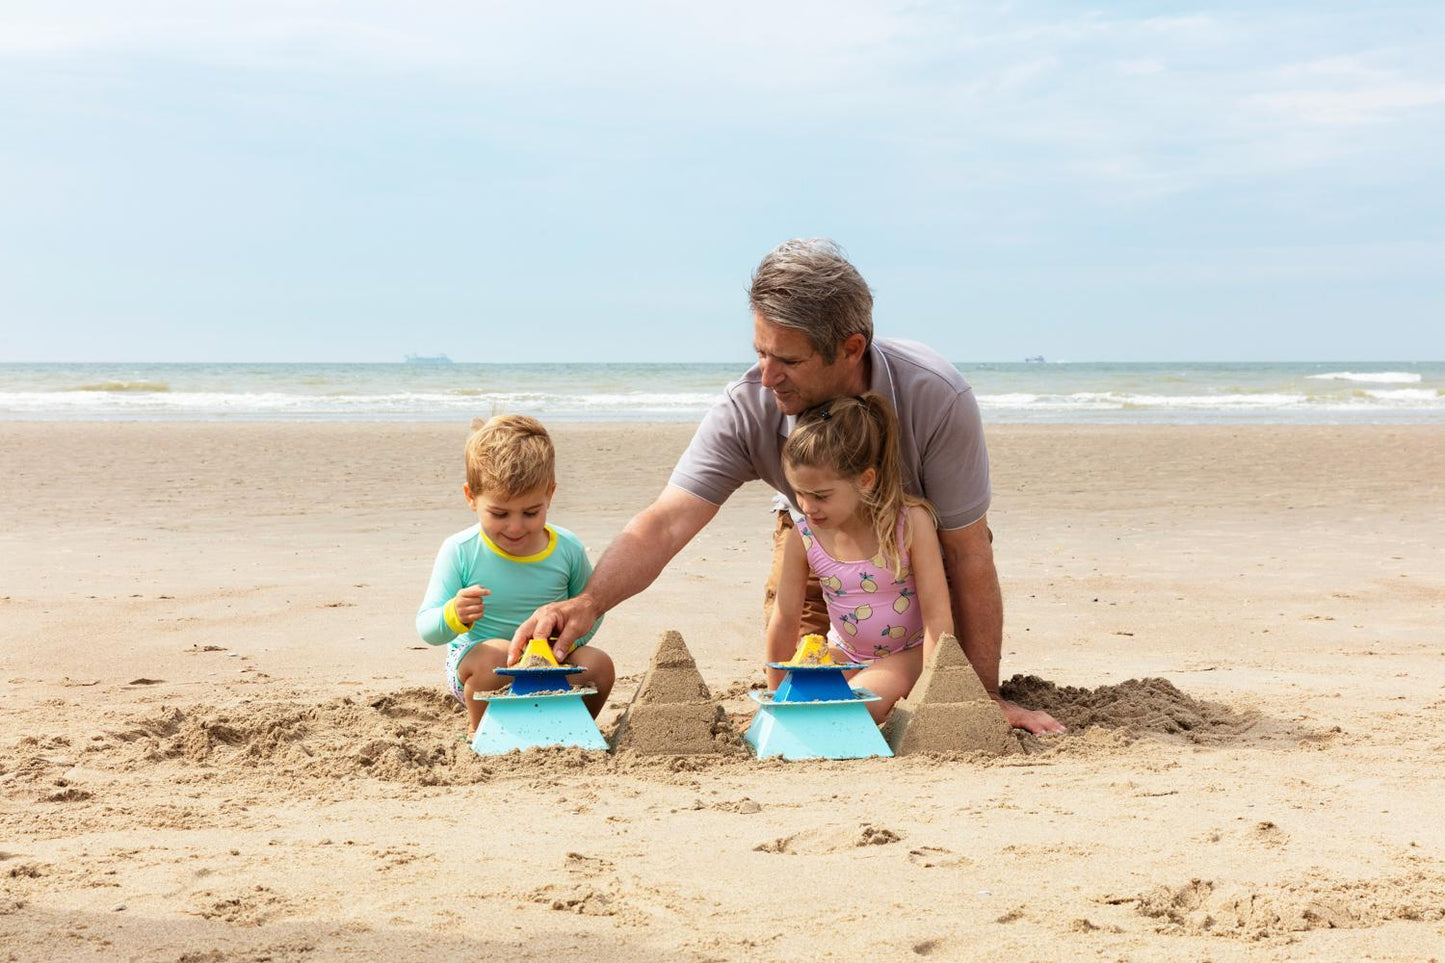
[762,511,831,638]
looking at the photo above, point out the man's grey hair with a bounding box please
[749,238,874,364]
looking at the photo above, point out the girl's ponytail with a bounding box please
[784,391,935,579]
[857,392,910,578]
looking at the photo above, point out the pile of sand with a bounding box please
[882,633,1018,755]
[83,688,496,787]
[1001,675,1260,744]
[609,631,740,756]
[1119,871,1445,939]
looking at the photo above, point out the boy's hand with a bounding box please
[453,586,490,625]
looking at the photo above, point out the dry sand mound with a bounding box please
[609,631,741,755]
[89,688,495,786]
[1001,675,1260,744]
[883,633,1018,756]
[1116,871,1445,939]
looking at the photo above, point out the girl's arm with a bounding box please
[907,505,955,666]
[763,527,810,689]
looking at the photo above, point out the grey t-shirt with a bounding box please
[668,338,991,530]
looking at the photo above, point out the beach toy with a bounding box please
[744,634,893,761]
[470,639,607,754]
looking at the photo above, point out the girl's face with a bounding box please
[785,463,877,531]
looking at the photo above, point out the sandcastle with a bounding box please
[609,630,738,755]
[882,632,1017,755]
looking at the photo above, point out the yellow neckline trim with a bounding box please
[480,524,558,563]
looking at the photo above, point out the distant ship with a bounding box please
[1024,355,1046,363]
[404,354,454,364]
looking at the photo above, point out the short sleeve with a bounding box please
[921,389,992,530]
[667,395,759,506]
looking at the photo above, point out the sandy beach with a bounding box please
[2,420,1444,961]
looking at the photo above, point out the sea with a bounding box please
[1,361,1441,424]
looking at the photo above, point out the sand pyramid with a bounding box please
[882,633,1017,755]
[609,630,738,755]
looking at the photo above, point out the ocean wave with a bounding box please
[1307,371,1421,383]
[977,391,1311,410]
[72,380,171,392]
[0,390,722,414]
[1362,388,1441,402]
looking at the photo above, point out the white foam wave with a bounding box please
[1308,371,1421,383]
[1362,388,1440,402]
[978,391,1312,410]
[0,390,722,415]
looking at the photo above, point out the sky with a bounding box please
[1,1,1442,363]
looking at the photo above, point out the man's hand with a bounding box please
[994,696,1067,735]
[452,586,489,625]
[510,595,601,664]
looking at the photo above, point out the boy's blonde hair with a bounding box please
[783,392,935,579]
[465,415,555,498]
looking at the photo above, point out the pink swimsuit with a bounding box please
[798,511,925,662]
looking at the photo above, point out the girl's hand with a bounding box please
[453,585,490,625]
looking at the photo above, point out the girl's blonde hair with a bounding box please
[783,392,935,578]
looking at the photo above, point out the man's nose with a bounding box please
[759,359,784,387]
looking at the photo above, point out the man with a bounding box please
[514,239,1064,734]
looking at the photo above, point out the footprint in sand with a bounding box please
[907,846,971,869]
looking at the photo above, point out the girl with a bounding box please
[765,392,954,722]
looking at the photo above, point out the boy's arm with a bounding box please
[416,541,470,646]
[906,506,954,667]
[763,528,809,689]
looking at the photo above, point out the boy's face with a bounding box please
[465,482,555,557]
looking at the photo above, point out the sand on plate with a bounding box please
[608,630,740,755]
[883,632,1018,756]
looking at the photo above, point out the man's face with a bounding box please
[752,314,854,415]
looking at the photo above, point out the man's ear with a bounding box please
[840,332,868,364]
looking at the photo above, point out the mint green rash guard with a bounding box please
[415,523,601,654]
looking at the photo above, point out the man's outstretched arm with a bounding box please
[511,486,720,661]
[938,515,1066,734]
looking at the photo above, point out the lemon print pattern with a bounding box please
[796,511,922,662]
[859,572,877,592]
[839,613,859,636]
[893,589,914,613]
[821,575,842,593]
[852,603,872,621]
[881,624,907,640]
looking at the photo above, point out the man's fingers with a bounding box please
[508,618,536,661]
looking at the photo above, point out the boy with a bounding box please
[416,415,615,736]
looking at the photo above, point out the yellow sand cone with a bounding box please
[514,638,560,668]
[784,634,834,667]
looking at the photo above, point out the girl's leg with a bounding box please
[456,639,510,735]
[565,646,616,718]
[839,645,924,723]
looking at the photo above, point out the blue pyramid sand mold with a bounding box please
[745,641,891,760]
[470,657,607,755]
